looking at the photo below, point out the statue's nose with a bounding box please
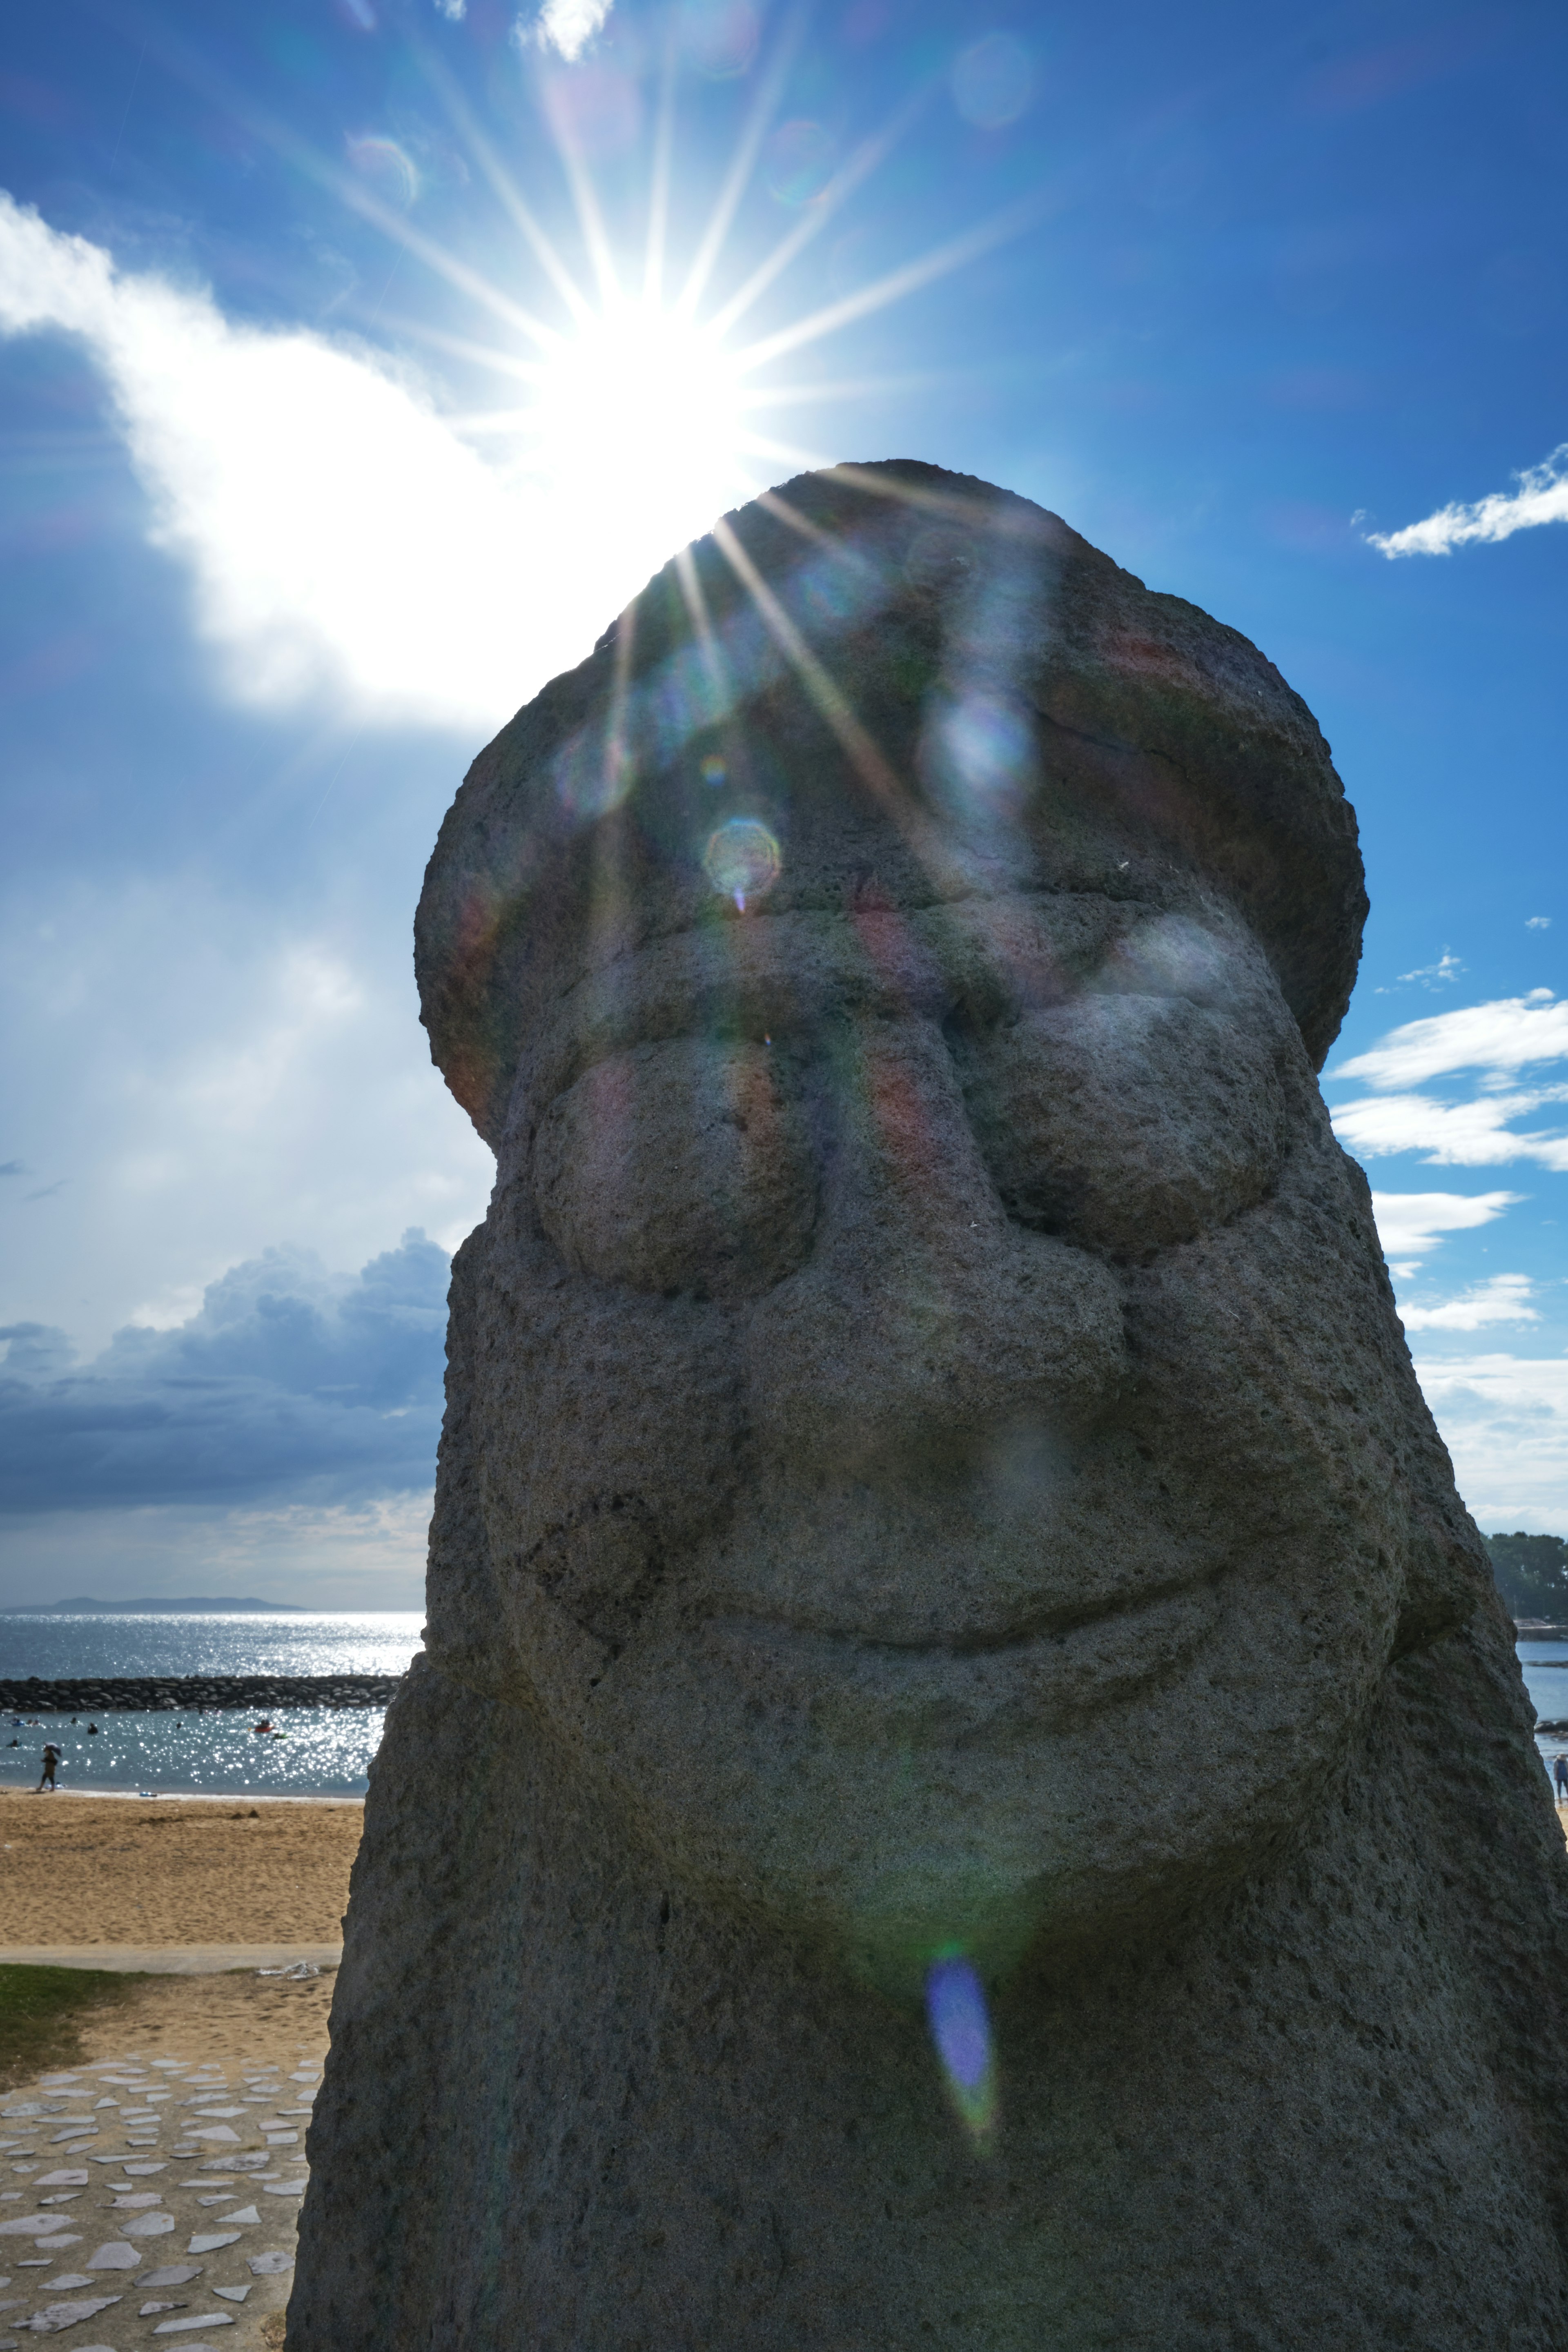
[744,1019,1127,1472]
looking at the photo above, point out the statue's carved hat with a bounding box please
[416,460,1367,1147]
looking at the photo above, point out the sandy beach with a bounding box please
[0,1793,363,1949]
[3,1782,1561,1952]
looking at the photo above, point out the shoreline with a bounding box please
[0,1784,363,1804]
[0,1940,343,1971]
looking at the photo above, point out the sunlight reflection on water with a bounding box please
[0,1610,423,1679]
[0,1613,421,1793]
[0,1707,387,1797]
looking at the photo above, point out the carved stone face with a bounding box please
[469,868,1425,1996]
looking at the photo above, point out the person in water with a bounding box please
[1554,1753,1568,1803]
[35,1742,60,1791]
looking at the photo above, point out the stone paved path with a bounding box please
[0,1982,325,2348]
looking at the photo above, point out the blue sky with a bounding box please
[1,0,1567,1606]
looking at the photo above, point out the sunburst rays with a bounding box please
[100,0,1053,826]
[127,0,1049,579]
[370,6,1051,533]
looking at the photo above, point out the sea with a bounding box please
[1522,1639,1568,1780]
[0,1611,423,1797]
[1,1611,1564,1799]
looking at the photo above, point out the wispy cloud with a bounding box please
[1413,1354,1568,1526]
[1398,1273,1537,1331]
[1366,442,1568,557]
[1370,1188,1520,1271]
[1385,946,1463,991]
[1334,992,1568,1089]
[0,1161,24,1179]
[1334,1088,1568,1170]
[434,0,467,17]
[1528,916,1553,931]
[1332,992,1568,1172]
[526,0,614,63]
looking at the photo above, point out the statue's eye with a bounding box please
[533,1038,817,1298]
[949,924,1292,1258]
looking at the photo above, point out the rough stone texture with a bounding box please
[290,462,1568,2348]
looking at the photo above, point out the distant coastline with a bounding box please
[0,1595,306,1614]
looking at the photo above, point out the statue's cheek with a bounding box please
[474,1265,748,1648]
[952,993,1291,1259]
[532,1036,817,1301]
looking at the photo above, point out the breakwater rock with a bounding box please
[0,1675,402,1713]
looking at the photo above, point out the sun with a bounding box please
[523,301,748,588]
[336,11,1042,692]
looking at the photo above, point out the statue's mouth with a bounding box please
[696,1577,1220,1732]
[679,1434,1204,1663]
[710,1562,1207,1656]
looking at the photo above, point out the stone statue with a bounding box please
[289,463,1568,2349]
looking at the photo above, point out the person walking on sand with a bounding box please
[35,1742,60,1792]
[1554,1753,1568,1804]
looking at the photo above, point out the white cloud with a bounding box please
[0,867,493,1355]
[527,0,614,62]
[1528,916,1553,930]
[434,0,467,16]
[1330,993,1568,1169]
[0,195,532,730]
[1370,1189,1520,1265]
[1338,1001,1568,1524]
[1398,1274,1537,1331]
[1366,442,1568,557]
[0,190,733,734]
[1413,1355,1568,1528]
[1391,947,1464,989]
[1333,992,1568,1089]
[1333,1089,1568,1169]
[0,1229,450,1515]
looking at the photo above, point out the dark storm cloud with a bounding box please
[0,1230,449,1512]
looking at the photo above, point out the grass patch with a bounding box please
[0,1962,141,2090]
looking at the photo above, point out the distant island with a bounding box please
[0,1595,306,1613]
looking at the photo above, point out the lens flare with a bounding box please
[924,1951,997,2138]
[541,61,643,162]
[700,753,728,786]
[345,135,420,211]
[951,34,1035,131]
[679,0,761,79]
[924,689,1037,827]
[766,121,836,207]
[703,815,780,910]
